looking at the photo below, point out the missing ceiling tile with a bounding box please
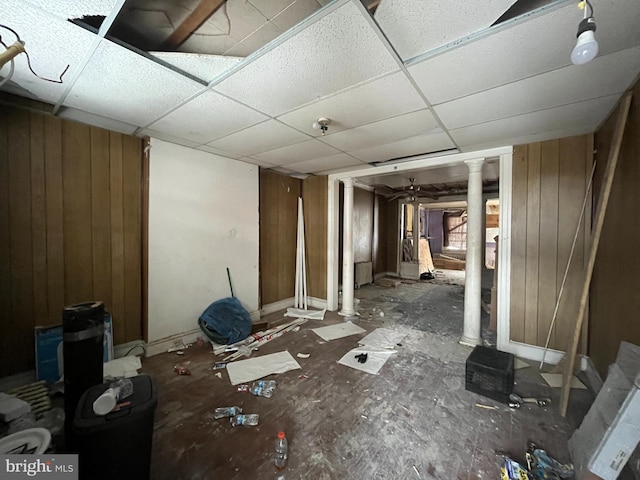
[491,0,557,26]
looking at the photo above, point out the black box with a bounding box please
[465,345,514,404]
[73,374,157,480]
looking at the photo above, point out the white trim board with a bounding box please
[261,297,328,316]
[146,327,203,357]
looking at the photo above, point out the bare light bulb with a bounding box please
[571,17,598,65]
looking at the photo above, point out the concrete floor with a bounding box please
[141,272,597,480]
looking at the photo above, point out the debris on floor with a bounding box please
[213,406,242,419]
[311,321,366,341]
[375,277,401,288]
[174,362,191,376]
[230,414,259,427]
[226,351,301,385]
[540,373,587,390]
[222,318,307,362]
[358,327,407,350]
[338,347,397,375]
[284,308,326,320]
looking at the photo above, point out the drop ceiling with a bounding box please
[1,0,639,183]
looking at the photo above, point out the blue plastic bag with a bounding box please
[198,297,252,345]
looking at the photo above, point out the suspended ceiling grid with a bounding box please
[0,0,639,179]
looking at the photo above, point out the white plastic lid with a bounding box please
[93,388,117,416]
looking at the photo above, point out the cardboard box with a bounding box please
[35,312,114,383]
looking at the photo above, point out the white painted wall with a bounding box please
[147,139,259,343]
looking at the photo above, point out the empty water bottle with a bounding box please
[213,406,242,419]
[230,414,259,427]
[274,431,288,470]
[251,380,277,398]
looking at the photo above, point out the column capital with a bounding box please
[464,158,485,173]
[342,177,354,188]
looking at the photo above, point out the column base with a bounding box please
[459,335,482,347]
[338,310,359,321]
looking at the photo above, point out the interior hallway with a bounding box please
[142,274,596,480]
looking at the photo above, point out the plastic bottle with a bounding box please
[213,406,242,419]
[92,378,134,415]
[274,431,288,470]
[230,414,259,427]
[250,380,277,398]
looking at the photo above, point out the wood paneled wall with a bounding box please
[259,171,301,305]
[0,106,143,377]
[302,175,328,300]
[386,199,399,273]
[510,136,592,350]
[373,194,388,275]
[590,83,640,376]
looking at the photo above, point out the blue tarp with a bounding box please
[198,297,252,345]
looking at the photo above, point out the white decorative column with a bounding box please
[461,159,485,346]
[340,177,356,317]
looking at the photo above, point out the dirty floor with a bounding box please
[141,273,597,480]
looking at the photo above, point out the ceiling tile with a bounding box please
[248,0,297,20]
[24,0,119,18]
[226,0,269,43]
[150,52,243,83]
[434,47,640,130]
[207,120,310,156]
[271,0,323,32]
[237,156,277,168]
[286,152,364,174]
[319,109,440,152]
[0,0,98,105]
[57,107,137,135]
[277,72,425,135]
[213,1,399,116]
[224,21,283,57]
[350,132,456,163]
[141,129,201,149]
[251,138,341,166]
[147,89,269,144]
[408,0,640,105]
[374,0,513,60]
[449,94,620,148]
[64,39,203,127]
[195,145,244,160]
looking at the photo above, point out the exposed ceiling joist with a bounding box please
[160,0,227,51]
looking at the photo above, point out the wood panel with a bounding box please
[259,170,301,305]
[62,121,93,303]
[590,81,640,376]
[373,194,388,275]
[0,105,144,376]
[44,116,64,326]
[302,175,327,300]
[386,199,399,274]
[7,110,33,375]
[353,187,374,264]
[510,136,591,348]
[122,135,143,341]
[510,145,528,343]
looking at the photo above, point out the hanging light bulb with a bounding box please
[571,1,598,65]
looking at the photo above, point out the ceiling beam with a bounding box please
[160,0,226,51]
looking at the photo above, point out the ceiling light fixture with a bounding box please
[570,0,598,65]
[312,117,331,136]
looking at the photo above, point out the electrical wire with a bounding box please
[0,37,15,88]
[0,23,70,84]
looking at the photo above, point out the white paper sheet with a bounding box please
[312,321,366,341]
[358,328,407,349]
[103,356,141,379]
[284,308,327,320]
[226,350,301,385]
[338,347,397,375]
[541,373,587,389]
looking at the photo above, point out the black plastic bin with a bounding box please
[63,301,105,448]
[465,345,514,404]
[72,375,158,480]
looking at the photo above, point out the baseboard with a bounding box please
[114,340,147,359]
[146,328,203,357]
[261,297,327,316]
[501,340,589,371]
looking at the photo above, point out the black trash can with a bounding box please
[72,374,158,480]
[63,301,105,449]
